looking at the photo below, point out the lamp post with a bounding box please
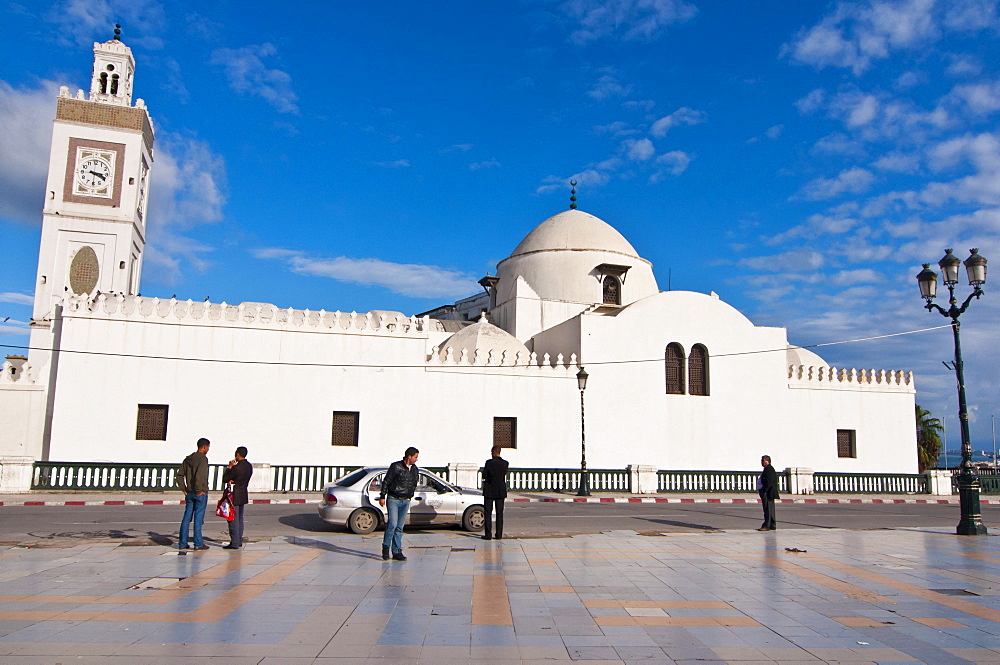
[916,248,988,535]
[576,366,590,497]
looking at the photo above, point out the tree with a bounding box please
[916,404,944,472]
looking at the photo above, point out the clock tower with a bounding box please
[31,28,154,324]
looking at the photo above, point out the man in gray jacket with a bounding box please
[177,438,211,550]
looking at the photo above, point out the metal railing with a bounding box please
[950,472,1000,495]
[657,470,789,494]
[814,472,928,494]
[271,465,360,492]
[31,461,228,491]
[504,468,628,492]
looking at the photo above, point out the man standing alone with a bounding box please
[222,446,253,550]
[378,447,420,561]
[481,445,509,540]
[757,455,779,531]
[177,438,211,550]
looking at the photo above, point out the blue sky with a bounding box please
[1,0,998,454]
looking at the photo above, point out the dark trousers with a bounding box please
[760,492,776,529]
[484,497,504,538]
[227,504,245,546]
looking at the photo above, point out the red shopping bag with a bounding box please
[215,488,235,521]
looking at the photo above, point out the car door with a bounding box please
[409,472,458,524]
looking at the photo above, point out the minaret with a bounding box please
[31,24,154,325]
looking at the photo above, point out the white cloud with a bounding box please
[650,106,707,137]
[209,43,298,114]
[561,0,697,44]
[536,169,610,194]
[947,81,1000,114]
[469,158,500,171]
[920,132,1000,206]
[144,133,227,283]
[795,88,826,114]
[782,0,941,75]
[374,159,411,168]
[251,249,479,299]
[799,167,876,200]
[812,133,866,156]
[0,80,59,224]
[765,124,785,139]
[46,0,167,49]
[625,138,655,161]
[593,121,635,136]
[440,143,473,153]
[587,74,633,100]
[652,150,691,178]
[0,292,34,306]
[739,249,826,272]
[873,152,921,173]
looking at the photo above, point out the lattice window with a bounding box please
[837,429,856,458]
[494,417,517,449]
[69,246,100,295]
[332,411,360,446]
[665,343,685,395]
[688,344,709,396]
[602,275,621,305]
[136,404,168,441]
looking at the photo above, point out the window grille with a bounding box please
[602,275,621,305]
[837,429,857,458]
[494,416,517,448]
[69,246,100,295]
[689,345,709,396]
[665,343,685,394]
[332,411,360,446]
[136,404,168,441]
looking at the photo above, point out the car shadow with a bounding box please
[279,513,344,533]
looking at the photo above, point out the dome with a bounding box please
[438,316,530,365]
[786,345,829,368]
[510,209,641,259]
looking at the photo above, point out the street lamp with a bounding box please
[576,366,590,497]
[916,248,988,535]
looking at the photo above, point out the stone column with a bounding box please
[784,467,814,495]
[248,463,273,493]
[628,465,659,494]
[925,469,955,496]
[0,456,36,493]
[447,462,482,490]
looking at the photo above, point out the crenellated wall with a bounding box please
[788,365,915,392]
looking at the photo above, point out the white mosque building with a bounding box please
[0,36,918,485]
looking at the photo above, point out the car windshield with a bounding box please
[335,469,368,487]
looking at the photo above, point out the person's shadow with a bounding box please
[281,534,385,559]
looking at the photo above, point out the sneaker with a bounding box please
[194,545,210,551]
[392,551,407,561]
[381,547,390,561]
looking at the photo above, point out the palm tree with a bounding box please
[916,404,944,472]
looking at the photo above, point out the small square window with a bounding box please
[136,404,168,441]
[332,411,360,446]
[837,429,856,458]
[493,416,517,449]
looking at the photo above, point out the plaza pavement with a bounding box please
[1,520,999,664]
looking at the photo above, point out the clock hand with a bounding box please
[89,171,107,180]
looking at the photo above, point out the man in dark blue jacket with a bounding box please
[481,445,509,540]
[757,455,779,531]
[378,447,419,561]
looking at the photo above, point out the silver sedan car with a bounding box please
[318,467,486,534]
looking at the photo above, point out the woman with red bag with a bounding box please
[222,446,253,549]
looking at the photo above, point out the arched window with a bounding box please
[603,275,621,305]
[665,343,685,394]
[689,344,709,396]
[99,72,108,94]
[110,74,120,95]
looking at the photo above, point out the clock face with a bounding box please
[71,147,117,198]
[76,157,112,190]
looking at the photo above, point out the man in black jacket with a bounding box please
[378,447,419,561]
[222,446,253,550]
[481,445,509,540]
[757,455,779,531]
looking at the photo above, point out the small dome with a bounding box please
[510,209,640,259]
[438,316,530,364]
[786,345,829,368]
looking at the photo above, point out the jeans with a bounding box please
[227,503,245,546]
[179,492,208,547]
[484,497,504,538]
[382,496,410,553]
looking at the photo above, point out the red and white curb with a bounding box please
[0,496,984,507]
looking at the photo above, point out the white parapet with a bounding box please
[785,467,815,495]
[628,465,659,494]
[925,469,954,496]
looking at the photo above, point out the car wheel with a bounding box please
[462,505,485,532]
[348,508,379,535]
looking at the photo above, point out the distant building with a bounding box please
[0,36,917,475]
